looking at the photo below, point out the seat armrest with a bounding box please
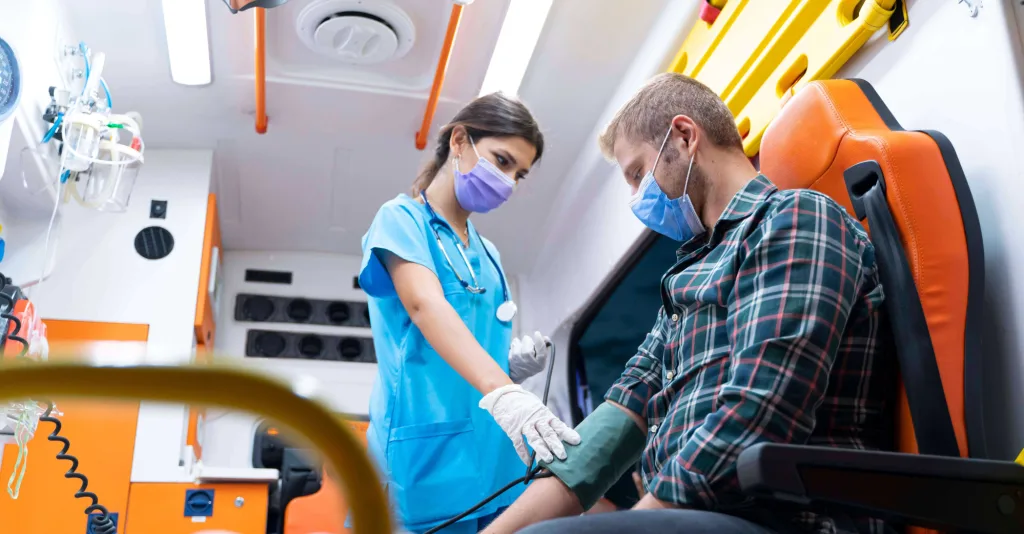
[737,443,1024,534]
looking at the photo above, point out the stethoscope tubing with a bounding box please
[420,193,511,303]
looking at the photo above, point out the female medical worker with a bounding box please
[357,93,580,533]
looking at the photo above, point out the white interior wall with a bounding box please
[521,0,1024,459]
[517,0,699,425]
[25,149,213,481]
[203,249,525,468]
[205,251,376,469]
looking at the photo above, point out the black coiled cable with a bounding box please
[40,404,117,534]
[0,275,118,534]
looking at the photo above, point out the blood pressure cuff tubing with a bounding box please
[539,402,646,510]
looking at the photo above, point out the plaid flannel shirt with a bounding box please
[606,175,895,534]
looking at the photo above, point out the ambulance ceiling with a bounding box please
[59,0,674,274]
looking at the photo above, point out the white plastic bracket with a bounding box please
[959,0,981,17]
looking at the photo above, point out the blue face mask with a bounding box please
[629,127,705,242]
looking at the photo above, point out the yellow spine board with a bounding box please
[737,0,895,156]
[670,0,749,76]
[668,0,896,156]
[721,1,829,115]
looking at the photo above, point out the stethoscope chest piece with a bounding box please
[496,300,518,323]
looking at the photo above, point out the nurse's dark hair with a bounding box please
[412,92,545,194]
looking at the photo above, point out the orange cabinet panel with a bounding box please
[44,319,149,345]
[185,405,207,461]
[195,193,222,348]
[186,343,213,461]
[126,482,269,533]
[0,319,147,532]
[0,400,140,533]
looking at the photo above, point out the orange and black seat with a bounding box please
[281,420,369,534]
[737,79,1024,533]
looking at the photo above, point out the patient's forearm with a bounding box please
[485,401,647,533]
[481,476,582,534]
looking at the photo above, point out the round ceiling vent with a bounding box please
[296,0,416,64]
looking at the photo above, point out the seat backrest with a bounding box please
[758,79,986,465]
[283,420,369,534]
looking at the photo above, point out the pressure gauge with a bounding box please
[0,36,21,123]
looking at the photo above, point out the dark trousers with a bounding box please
[518,509,777,534]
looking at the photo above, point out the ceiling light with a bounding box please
[479,0,554,96]
[161,0,213,86]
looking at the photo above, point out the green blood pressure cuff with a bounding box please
[540,402,646,510]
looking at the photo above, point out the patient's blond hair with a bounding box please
[598,73,743,160]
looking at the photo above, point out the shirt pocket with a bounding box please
[441,279,474,312]
[386,419,484,525]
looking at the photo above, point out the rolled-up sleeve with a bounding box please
[358,200,436,298]
[648,192,867,508]
[604,309,668,420]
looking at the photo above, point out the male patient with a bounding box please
[483,73,895,534]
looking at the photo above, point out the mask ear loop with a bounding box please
[452,129,470,175]
[682,152,696,197]
[651,126,674,176]
[631,126,677,207]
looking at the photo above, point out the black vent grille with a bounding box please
[134,226,175,260]
[235,294,370,328]
[245,330,375,363]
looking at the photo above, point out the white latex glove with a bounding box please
[508,331,550,384]
[480,384,581,464]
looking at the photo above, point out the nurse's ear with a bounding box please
[449,126,471,162]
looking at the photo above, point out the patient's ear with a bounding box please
[671,115,700,156]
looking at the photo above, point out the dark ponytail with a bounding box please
[412,92,545,195]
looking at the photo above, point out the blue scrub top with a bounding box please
[358,194,525,531]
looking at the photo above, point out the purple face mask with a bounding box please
[453,140,516,213]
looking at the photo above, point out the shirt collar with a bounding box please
[716,174,776,224]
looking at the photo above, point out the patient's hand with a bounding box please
[632,471,646,498]
[585,498,619,514]
[632,493,678,510]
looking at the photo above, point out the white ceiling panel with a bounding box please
[56,0,674,274]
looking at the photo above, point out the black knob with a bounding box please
[338,338,363,361]
[254,332,286,357]
[287,299,313,322]
[326,302,351,325]
[242,296,275,322]
[298,335,323,359]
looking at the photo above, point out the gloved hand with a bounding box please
[480,384,581,464]
[508,331,550,384]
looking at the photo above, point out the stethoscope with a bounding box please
[420,192,518,323]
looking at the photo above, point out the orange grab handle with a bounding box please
[416,4,464,150]
[255,7,268,134]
